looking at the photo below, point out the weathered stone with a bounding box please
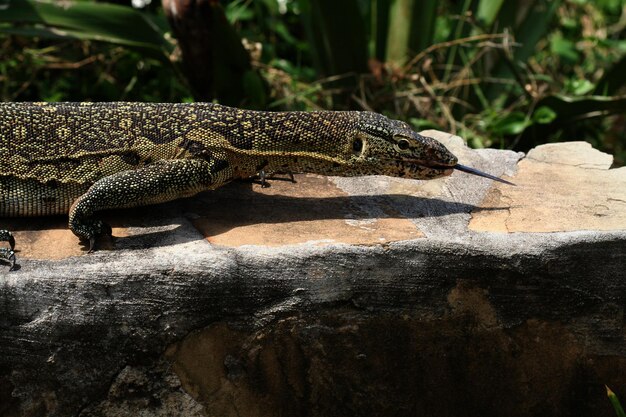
[1,131,624,417]
[470,141,626,232]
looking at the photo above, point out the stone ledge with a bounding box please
[1,132,625,417]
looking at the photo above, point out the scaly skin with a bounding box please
[0,102,458,264]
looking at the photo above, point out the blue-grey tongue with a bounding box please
[454,164,516,186]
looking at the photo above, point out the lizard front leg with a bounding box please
[69,158,231,251]
[0,229,16,269]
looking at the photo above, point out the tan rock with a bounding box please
[470,142,626,233]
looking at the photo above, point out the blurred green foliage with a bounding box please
[0,0,624,163]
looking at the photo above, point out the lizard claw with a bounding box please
[259,170,270,188]
[0,248,16,270]
[0,230,16,270]
[8,251,16,271]
[70,220,111,253]
[87,222,112,253]
[255,170,296,187]
[0,230,15,250]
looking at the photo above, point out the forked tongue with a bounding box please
[454,164,515,186]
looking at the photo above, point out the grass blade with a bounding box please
[476,0,504,27]
[484,0,560,100]
[385,0,437,66]
[371,0,391,61]
[298,0,368,77]
[607,386,626,417]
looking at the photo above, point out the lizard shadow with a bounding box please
[102,179,508,249]
[0,179,508,253]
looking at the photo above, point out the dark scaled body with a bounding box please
[0,102,510,264]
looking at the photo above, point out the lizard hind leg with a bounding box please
[0,230,16,270]
[69,158,231,251]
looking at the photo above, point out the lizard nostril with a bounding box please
[352,138,363,154]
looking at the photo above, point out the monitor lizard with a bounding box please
[0,102,513,268]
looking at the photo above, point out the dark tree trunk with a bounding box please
[163,0,263,106]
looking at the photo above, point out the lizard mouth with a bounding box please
[399,161,454,179]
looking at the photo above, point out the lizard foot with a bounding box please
[0,248,16,270]
[0,230,16,270]
[71,220,112,252]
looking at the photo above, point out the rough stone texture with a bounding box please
[1,131,625,417]
[470,141,626,232]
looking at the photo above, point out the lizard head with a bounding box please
[345,112,515,185]
[347,112,457,179]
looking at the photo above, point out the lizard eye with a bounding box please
[352,138,363,154]
[398,139,410,150]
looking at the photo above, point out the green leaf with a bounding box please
[560,16,578,30]
[0,0,172,61]
[532,106,557,124]
[409,117,439,131]
[550,32,579,62]
[596,0,623,13]
[0,24,72,39]
[565,79,595,96]
[490,112,531,136]
[225,0,255,23]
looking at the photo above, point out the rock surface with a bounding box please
[1,131,625,417]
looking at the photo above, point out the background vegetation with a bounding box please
[0,0,625,164]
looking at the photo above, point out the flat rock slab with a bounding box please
[471,141,626,232]
[1,132,625,417]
